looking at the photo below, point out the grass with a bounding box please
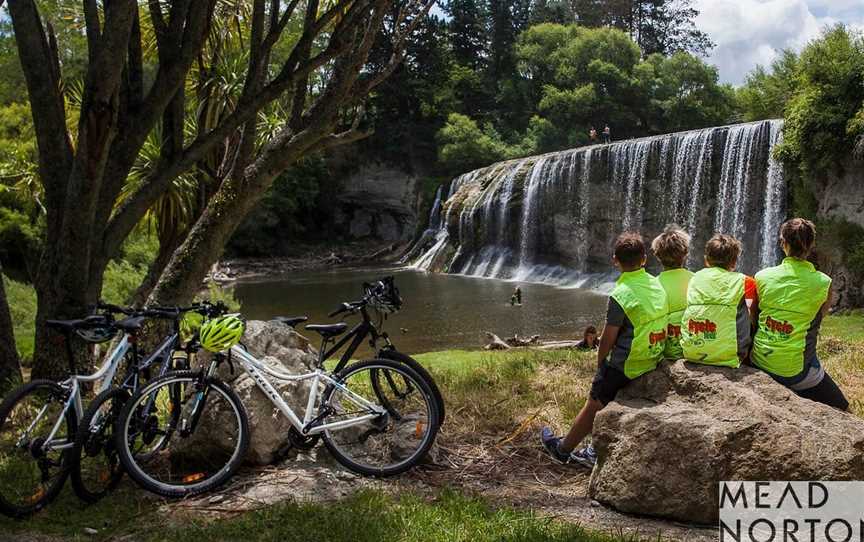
[2,313,863,540]
[0,486,629,542]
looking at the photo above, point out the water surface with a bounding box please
[233,268,609,355]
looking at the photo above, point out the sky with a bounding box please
[695,0,864,85]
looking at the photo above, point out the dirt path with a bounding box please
[166,439,715,541]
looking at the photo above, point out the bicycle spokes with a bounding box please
[0,382,72,517]
[322,362,436,474]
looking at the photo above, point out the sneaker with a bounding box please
[540,427,571,464]
[540,427,597,468]
[570,444,597,468]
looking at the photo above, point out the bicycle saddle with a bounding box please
[114,316,147,332]
[305,323,348,338]
[274,316,308,328]
[45,315,108,332]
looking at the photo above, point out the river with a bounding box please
[232,267,609,355]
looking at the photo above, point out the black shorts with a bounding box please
[589,362,631,405]
[795,372,849,411]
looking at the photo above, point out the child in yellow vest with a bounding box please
[680,234,751,367]
[540,232,667,467]
[651,225,694,359]
[751,218,848,410]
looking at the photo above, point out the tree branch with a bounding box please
[6,0,73,203]
[83,0,101,58]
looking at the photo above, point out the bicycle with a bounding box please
[115,277,442,498]
[315,276,445,424]
[0,302,223,517]
[69,302,227,504]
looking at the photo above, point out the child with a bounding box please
[751,218,848,410]
[680,234,751,368]
[540,232,667,467]
[575,326,598,350]
[651,225,694,359]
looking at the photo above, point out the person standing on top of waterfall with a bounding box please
[589,127,598,142]
[540,232,668,468]
[602,124,611,144]
[679,234,752,368]
[651,226,694,360]
[751,218,849,410]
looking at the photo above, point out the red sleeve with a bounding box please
[744,276,758,303]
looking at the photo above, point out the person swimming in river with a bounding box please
[510,286,523,306]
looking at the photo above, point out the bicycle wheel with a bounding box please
[377,349,446,423]
[0,380,75,518]
[320,359,439,477]
[70,388,127,503]
[115,371,249,498]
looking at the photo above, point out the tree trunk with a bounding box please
[0,262,22,391]
[148,167,290,305]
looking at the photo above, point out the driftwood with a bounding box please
[505,334,540,347]
[484,332,542,350]
[483,332,511,350]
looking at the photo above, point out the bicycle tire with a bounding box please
[70,388,128,503]
[0,379,76,518]
[320,359,439,477]
[115,370,249,498]
[377,349,446,423]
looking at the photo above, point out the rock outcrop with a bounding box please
[588,360,864,525]
[333,164,419,242]
[178,320,319,465]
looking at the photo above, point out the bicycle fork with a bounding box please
[180,358,219,437]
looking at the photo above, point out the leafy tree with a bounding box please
[570,0,712,56]
[775,25,864,177]
[638,52,736,133]
[445,0,487,70]
[438,113,511,172]
[3,0,433,378]
[737,50,799,121]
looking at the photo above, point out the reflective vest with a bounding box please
[609,268,668,378]
[657,268,694,359]
[752,258,831,377]
[681,267,745,368]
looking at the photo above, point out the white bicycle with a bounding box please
[115,319,441,498]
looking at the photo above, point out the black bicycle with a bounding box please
[313,276,445,425]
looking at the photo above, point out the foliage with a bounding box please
[3,275,36,365]
[775,26,864,177]
[738,26,864,180]
[433,23,732,172]
[437,113,514,172]
[736,50,799,122]
[228,157,326,257]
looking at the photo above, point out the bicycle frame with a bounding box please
[319,306,393,374]
[39,333,180,453]
[228,345,386,436]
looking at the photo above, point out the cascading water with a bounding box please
[408,119,787,287]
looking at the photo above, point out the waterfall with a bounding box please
[409,119,787,286]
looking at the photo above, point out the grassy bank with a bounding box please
[2,314,862,540]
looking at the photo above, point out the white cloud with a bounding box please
[695,0,864,85]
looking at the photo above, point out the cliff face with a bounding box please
[409,120,786,286]
[811,160,864,308]
[332,164,420,242]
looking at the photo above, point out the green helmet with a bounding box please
[199,315,245,353]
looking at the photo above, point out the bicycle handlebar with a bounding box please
[90,300,229,320]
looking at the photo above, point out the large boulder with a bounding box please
[178,320,319,465]
[588,360,864,525]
